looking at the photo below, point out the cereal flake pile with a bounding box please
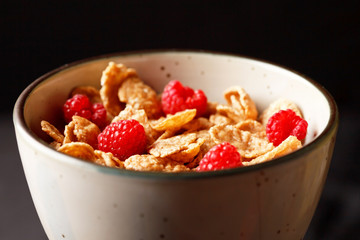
[41,62,308,172]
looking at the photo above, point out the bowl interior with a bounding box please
[23,51,331,148]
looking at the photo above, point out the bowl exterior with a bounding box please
[13,51,338,240]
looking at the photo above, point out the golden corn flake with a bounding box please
[243,136,302,166]
[182,117,213,132]
[195,130,218,156]
[71,86,102,103]
[41,120,64,143]
[210,124,274,159]
[58,142,96,161]
[124,154,189,172]
[163,162,191,172]
[153,109,196,131]
[259,98,303,126]
[156,129,179,140]
[168,138,205,164]
[63,116,100,148]
[149,116,165,126]
[118,78,162,119]
[186,152,203,169]
[94,150,124,168]
[100,62,138,117]
[149,133,197,158]
[63,120,76,144]
[223,86,258,120]
[214,105,242,123]
[235,119,266,137]
[209,113,235,125]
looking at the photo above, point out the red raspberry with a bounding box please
[91,103,108,129]
[161,80,207,117]
[63,94,108,128]
[266,109,308,146]
[197,142,242,171]
[97,119,147,161]
[63,94,92,123]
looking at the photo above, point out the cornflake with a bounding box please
[223,86,258,120]
[149,133,198,159]
[168,138,205,164]
[195,130,218,156]
[63,116,100,148]
[58,142,96,161]
[209,113,235,126]
[124,155,190,172]
[210,124,274,159]
[94,150,124,168]
[153,109,196,131]
[118,78,162,119]
[100,62,137,117]
[71,86,102,103]
[41,120,64,144]
[182,117,213,132]
[243,136,302,166]
[41,62,307,172]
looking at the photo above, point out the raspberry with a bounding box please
[63,94,92,123]
[266,109,308,146]
[161,80,207,117]
[197,142,242,171]
[91,103,107,129]
[97,119,147,161]
[63,94,108,128]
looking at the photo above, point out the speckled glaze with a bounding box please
[13,50,338,240]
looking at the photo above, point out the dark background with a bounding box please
[1,0,359,239]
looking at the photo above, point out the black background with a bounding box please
[1,0,360,239]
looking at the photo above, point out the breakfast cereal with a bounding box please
[40,61,308,172]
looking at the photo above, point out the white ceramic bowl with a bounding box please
[13,50,338,240]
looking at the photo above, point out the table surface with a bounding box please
[1,108,359,240]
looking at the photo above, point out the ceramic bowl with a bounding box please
[13,50,338,240]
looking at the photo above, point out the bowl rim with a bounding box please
[13,49,339,180]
